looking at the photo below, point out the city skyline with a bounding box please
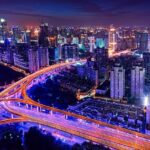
[1,0,150,26]
[1,2,150,149]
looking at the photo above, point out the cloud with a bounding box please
[0,0,150,26]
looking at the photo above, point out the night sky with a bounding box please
[0,0,150,26]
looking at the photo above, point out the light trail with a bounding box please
[0,60,150,150]
[1,102,134,150]
[109,49,132,58]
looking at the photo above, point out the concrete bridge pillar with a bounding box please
[50,110,53,115]
[37,107,41,112]
[65,115,68,119]
[18,102,21,107]
[11,114,14,119]
[39,124,41,129]
[36,106,39,112]
[26,104,29,109]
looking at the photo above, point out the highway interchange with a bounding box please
[0,60,150,150]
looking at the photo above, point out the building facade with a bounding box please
[62,44,79,60]
[110,64,125,99]
[131,65,145,99]
[38,47,49,68]
[136,32,148,52]
[28,47,40,73]
[108,25,117,57]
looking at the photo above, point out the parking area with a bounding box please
[68,98,146,133]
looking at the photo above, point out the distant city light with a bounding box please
[0,18,6,23]
[34,29,39,36]
[144,96,149,106]
[26,29,31,33]
[0,40,4,43]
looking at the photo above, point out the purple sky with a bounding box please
[0,0,150,26]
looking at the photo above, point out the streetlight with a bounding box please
[144,96,149,107]
[0,18,5,23]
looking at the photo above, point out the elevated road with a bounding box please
[0,60,150,149]
[3,101,150,150]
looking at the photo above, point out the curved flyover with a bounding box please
[0,60,150,150]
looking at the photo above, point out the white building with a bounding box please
[110,64,125,99]
[131,65,145,99]
[28,48,39,73]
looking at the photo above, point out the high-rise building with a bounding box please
[108,25,117,57]
[136,31,148,52]
[146,105,150,128]
[38,23,49,47]
[28,47,39,73]
[13,53,28,70]
[143,52,150,67]
[38,47,49,67]
[95,29,108,49]
[38,23,49,68]
[13,43,29,70]
[12,27,21,44]
[131,65,145,99]
[21,30,31,44]
[48,46,60,64]
[0,44,14,64]
[0,18,7,42]
[116,28,136,51]
[58,44,62,59]
[94,47,108,78]
[110,64,125,99]
[94,47,108,67]
[148,34,150,52]
[6,47,14,64]
[88,36,96,53]
[77,58,99,86]
[62,44,79,60]
[143,53,150,79]
[95,38,107,48]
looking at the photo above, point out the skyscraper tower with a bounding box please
[131,64,145,99]
[58,44,62,59]
[28,47,40,73]
[88,36,95,53]
[38,47,49,67]
[148,34,150,52]
[136,31,148,52]
[0,18,7,42]
[38,23,49,47]
[38,23,49,68]
[108,25,117,57]
[110,64,125,99]
[12,26,21,44]
[146,105,150,129]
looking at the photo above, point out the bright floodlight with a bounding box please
[0,40,4,43]
[0,18,5,23]
[144,96,149,106]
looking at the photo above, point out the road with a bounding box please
[0,60,150,149]
[1,101,150,150]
